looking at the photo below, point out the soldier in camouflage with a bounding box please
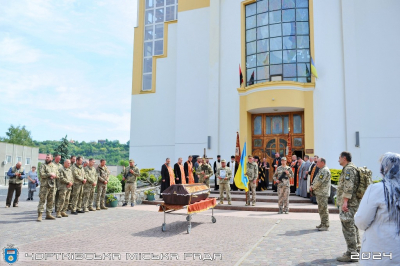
[336,151,361,263]
[123,159,140,207]
[246,155,258,206]
[53,155,62,212]
[37,154,58,221]
[96,159,110,210]
[273,157,293,213]
[310,158,331,230]
[197,158,213,188]
[56,159,73,218]
[70,156,86,214]
[82,158,97,212]
[67,155,76,211]
[216,159,232,205]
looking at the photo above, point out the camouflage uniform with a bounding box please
[57,166,73,213]
[216,166,232,204]
[53,162,62,211]
[38,162,58,213]
[82,166,97,211]
[197,163,213,188]
[70,163,86,212]
[123,166,140,204]
[337,162,361,255]
[273,165,293,212]
[311,166,331,227]
[246,162,258,205]
[96,165,110,209]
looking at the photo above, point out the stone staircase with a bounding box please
[142,183,339,214]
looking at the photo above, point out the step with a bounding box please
[209,190,296,196]
[225,195,311,203]
[142,198,339,214]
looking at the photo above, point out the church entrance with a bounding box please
[251,111,305,183]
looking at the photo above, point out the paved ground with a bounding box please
[0,185,361,265]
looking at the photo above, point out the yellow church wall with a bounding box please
[178,0,210,12]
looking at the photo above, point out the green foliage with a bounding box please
[106,175,122,194]
[106,194,118,203]
[330,169,342,185]
[33,139,129,165]
[54,135,69,164]
[117,173,125,192]
[118,160,129,167]
[144,189,156,196]
[373,179,382,183]
[149,174,157,183]
[0,125,34,146]
[139,172,149,181]
[140,168,155,174]
[158,176,162,182]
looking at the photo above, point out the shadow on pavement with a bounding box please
[1,210,38,215]
[132,221,201,237]
[278,228,317,236]
[295,258,354,265]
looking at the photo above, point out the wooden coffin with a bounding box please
[161,184,210,205]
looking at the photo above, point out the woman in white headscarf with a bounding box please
[354,152,400,265]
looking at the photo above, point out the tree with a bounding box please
[118,160,129,167]
[0,125,34,146]
[54,135,69,163]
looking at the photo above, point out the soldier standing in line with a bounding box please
[197,158,213,188]
[123,159,140,207]
[216,159,232,205]
[70,156,86,214]
[68,155,76,211]
[56,159,73,218]
[82,158,97,212]
[53,155,62,212]
[37,154,58,221]
[273,157,293,213]
[96,159,110,210]
[246,155,258,206]
[336,151,361,263]
[310,157,331,231]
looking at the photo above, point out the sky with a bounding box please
[0,0,138,143]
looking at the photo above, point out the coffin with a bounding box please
[161,184,210,205]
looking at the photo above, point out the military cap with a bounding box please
[248,155,253,158]
[198,157,203,160]
[129,159,134,163]
[221,159,226,163]
[281,157,287,161]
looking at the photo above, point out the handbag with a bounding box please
[35,183,39,187]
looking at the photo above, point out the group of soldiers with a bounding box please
[37,154,111,221]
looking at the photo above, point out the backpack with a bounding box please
[354,166,373,199]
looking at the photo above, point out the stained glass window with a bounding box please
[254,139,262,147]
[245,0,311,85]
[293,114,302,133]
[272,116,283,134]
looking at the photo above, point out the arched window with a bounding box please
[245,0,311,85]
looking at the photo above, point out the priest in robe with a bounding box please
[173,157,186,184]
[272,153,281,192]
[299,155,311,198]
[290,155,299,193]
[213,155,221,191]
[184,155,195,184]
[227,155,239,191]
[160,158,175,198]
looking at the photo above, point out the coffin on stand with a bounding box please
[161,184,210,205]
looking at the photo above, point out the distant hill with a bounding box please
[33,139,129,165]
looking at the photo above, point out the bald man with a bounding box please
[6,162,26,208]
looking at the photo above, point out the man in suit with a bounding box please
[299,155,311,198]
[309,155,320,204]
[213,155,221,191]
[193,156,201,183]
[272,153,281,192]
[227,155,239,191]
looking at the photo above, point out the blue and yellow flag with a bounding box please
[311,57,318,78]
[234,142,248,192]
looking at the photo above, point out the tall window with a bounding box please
[26,158,31,165]
[143,0,178,91]
[245,0,311,85]
[6,155,11,163]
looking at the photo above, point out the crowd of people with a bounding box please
[5,151,400,264]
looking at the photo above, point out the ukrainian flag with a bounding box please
[234,142,249,192]
[311,57,318,78]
